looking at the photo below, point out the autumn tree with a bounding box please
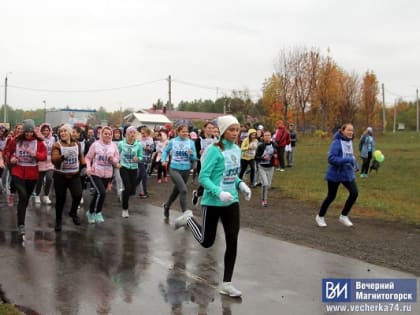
[291,47,320,130]
[336,71,360,125]
[274,50,294,121]
[359,71,379,127]
[311,54,344,132]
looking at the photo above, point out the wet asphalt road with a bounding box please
[0,192,418,315]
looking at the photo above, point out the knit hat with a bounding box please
[126,126,137,134]
[60,123,73,135]
[22,119,36,133]
[217,115,240,136]
[367,127,373,133]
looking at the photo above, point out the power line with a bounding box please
[384,88,414,99]
[1,78,166,93]
[173,78,262,96]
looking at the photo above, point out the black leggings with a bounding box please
[361,152,372,174]
[120,167,138,210]
[53,173,82,223]
[239,159,255,184]
[89,175,112,214]
[12,176,37,226]
[319,180,358,217]
[187,202,240,282]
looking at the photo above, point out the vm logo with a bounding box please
[322,279,351,302]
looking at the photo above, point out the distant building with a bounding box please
[46,109,96,128]
[397,123,406,131]
[124,112,172,130]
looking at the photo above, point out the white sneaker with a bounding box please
[42,196,52,205]
[219,282,242,297]
[315,215,327,227]
[339,215,353,227]
[122,210,129,218]
[174,210,193,230]
[80,197,84,205]
[34,195,41,204]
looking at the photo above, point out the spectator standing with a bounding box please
[358,127,375,178]
[286,123,297,168]
[273,120,290,171]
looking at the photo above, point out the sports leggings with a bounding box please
[187,202,240,282]
[319,180,359,217]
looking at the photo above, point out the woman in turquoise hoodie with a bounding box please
[161,124,197,218]
[173,115,251,298]
[118,126,143,218]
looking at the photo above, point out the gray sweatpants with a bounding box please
[166,168,190,212]
[258,165,274,201]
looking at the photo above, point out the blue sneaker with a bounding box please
[96,212,104,223]
[87,211,96,224]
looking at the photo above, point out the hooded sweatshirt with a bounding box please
[38,123,55,171]
[85,126,120,178]
[325,131,357,182]
[199,139,242,207]
[240,128,258,160]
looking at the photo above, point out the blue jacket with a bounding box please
[325,131,356,182]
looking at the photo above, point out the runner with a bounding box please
[117,126,142,218]
[173,115,251,298]
[51,123,86,231]
[161,124,197,218]
[3,119,47,236]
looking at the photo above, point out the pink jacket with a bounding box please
[37,123,55,171]
[85,127,119,178]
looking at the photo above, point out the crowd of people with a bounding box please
[0,116,375,298]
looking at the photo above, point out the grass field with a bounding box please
[272,131,420,224]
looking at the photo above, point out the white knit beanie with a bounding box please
[217,115,239,136]
[60,123,73,135]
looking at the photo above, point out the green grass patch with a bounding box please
[273,131,420,224]
[0,304,23,315]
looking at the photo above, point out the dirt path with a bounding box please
[145,178,420,276]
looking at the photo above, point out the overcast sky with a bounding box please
[1,0,419,112]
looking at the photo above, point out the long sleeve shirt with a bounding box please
[199,139,242,207]
[161,136,197,171]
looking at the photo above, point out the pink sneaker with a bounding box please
[7,194,14,207]
[157,179,162,184]
[164,177,168,183]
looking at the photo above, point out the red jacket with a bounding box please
[274,127,291,147]
[4,136,47,180]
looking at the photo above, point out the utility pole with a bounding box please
[168,75,172,111]
[43,100,47,122]
[120,103,123,126]
[393,99,397,133]
[381,83,386,133]
[3,75,8,123]
[416,88,419,133]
